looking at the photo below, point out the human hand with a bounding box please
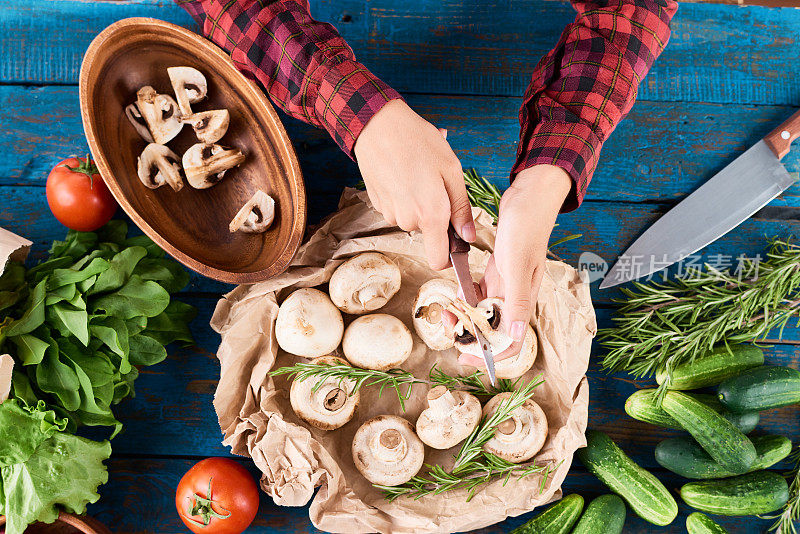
[354,100,475,270]
[452,164,572,368]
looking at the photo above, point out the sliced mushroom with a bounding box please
[167,66,208,117]
[182,143,245,189]
[135,86,182,144]
[289,355,359,430]
[229,190,275,233]
[449,297,537,379]
[275,288,344,358]
[415,386,481,449]
[482,393,548,463]
[124,103,154,143]
[352,415,424,486]
[412,279,458,351]
[328,253,401,314]
[183,109,230,144]
[136,143,183,191]
[342,314,413,371]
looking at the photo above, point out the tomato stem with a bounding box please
[62,154,99,188]
[183,478,232,527]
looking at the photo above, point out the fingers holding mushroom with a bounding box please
[416,386,481,449]
[167,66,208,117]
[230,190,275,233]
[352,415,425,486]
[182,143,245,189]
[342,314,413,371]
[289,356,359,430]
[482,393,548,463]
[412,279,458,351]
[275,288,344,358]
[329,253,402,314]
[137,143,183,191]
[135,86,183,144]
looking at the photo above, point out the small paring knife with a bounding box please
[601,110,800,289]
[447,225,497,386]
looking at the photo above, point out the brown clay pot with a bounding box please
[0,512,110,534]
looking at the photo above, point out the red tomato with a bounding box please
[45,156,117,231]
[175,458,259,534]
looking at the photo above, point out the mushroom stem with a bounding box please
[372,429,407,463]
[497,418,518,436]
[426,385,459,413]
[323,388,346,411]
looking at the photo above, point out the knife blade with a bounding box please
[448,225,497,386]
[601,110,800,289]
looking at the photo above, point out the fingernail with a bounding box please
[510,321,526,341]
[460,221,476,242]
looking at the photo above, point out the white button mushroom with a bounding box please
[449,297,538,379]
[183,109,230,144]
[135,86,183,144]
[182,143,246,189]
[229,190,275,233]
[289,355,359,430]
[167,66,208,117]
[481,392,548,463]
[328,252,401,314]
[342,314,413,371]
[275,288,344,358]
[412,279,458,351]
[415,386,481,449]
[124,103,154,143]
[352,415,425,486]
[136,143,184,191]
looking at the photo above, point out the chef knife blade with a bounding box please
[600,110,800,289]
[448,225,497,386]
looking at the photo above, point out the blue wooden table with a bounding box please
[2,1,799,532]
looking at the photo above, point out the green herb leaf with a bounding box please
[4,279,47,337]
[134,257,190,293]
[88,316,130,372]
[47,257,108,290]
[91,275,169,319]
[49,230,98,260]
[34,338,81,412]
[89,246,148,295]
[47,302,89,346]
[144,301,197,346]
[9,334,49,366]
[128,334,167,367]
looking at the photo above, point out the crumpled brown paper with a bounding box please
[0,227,31,274]
[0,354,13,403]
[210,189,595,534]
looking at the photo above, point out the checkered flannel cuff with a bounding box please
[313,59,403,157]
[511,119,601,213]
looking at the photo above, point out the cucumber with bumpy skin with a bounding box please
[718,365,800,413]
[655,434,792,479]
[661,391,756,474]
[686,512,729,534]
[656,345,763,390]
[509,494,584,534]
[680,471,789,516]
[570,494,625,534]
[577,430,677,526]
[624,389,759,433]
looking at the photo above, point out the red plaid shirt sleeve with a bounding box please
[174,0,402,157]
[513,0,677,212]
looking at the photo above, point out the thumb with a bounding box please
[502,267,536,342]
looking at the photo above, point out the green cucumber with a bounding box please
[577,430,677,526]
[680,471,789,516]
[624,389,759,433]
[570,494,625,534]
[509,494,584,534]
[655,434,792,479]
[718,365,800,413]
[686,512,729,534]
[662,391,756,474]
[656,345,763,390]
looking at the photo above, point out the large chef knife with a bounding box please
[601,110,800,289]
[448,225,497,386]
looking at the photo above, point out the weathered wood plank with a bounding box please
[87,458,777,533]
[2,86,799,206]
[4,0,800,108]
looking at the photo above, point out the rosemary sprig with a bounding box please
[599,239,800,401]
[768,447,800,534]
[270,362,425,411]
[428,366,518,395]
[378,375,549,501]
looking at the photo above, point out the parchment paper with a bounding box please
[0,227,30,274]
[210,189,596,533]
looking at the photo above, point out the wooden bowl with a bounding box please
[79,18,306,284]
[0,512,111,534]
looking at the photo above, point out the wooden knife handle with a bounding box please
[764,108,800,160]
[448,224,470,254]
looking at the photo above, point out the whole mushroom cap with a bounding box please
[481,393,548,463]
[412,279,458,351]
[289,356,359,430]
[329,253,401,314]
[342,314,413,371]
[416,386,481,449]
[352,415,425,486]
[275,288,344,358]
